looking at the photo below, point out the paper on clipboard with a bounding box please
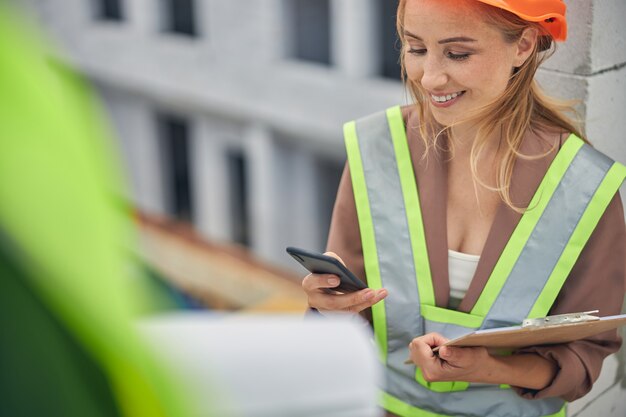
[437,311,626,351]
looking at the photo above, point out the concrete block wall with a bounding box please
[537,0,626,160]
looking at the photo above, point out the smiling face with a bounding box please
[402,0,530,128]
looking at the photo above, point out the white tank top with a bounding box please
[448,249,480,309]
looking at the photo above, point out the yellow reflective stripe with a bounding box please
[381,391,453,417]
[472,135,584,317]
[420,304,483,328]
[386,106,435,306]
[527,161,626,318]
[382,391,566,417]
[383,391,566,417]
[548,406,567,417]
[415,368,469,392]
[416,368,443,391]
[344,121,387,361]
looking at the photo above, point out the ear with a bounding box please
[513,27,538,68]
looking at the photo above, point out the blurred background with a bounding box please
[9,0,626,415]
[18,0,410,314]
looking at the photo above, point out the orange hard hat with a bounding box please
[476,0,567,41]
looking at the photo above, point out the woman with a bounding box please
[301,0,626,416]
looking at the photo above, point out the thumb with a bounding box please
[438,346,464,365]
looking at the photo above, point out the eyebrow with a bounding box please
[403,30,477,44]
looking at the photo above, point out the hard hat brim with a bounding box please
[477,0,567,42]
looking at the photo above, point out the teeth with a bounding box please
[431,91,463,103]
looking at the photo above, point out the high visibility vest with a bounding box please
[344,106,626,417]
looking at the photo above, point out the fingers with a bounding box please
[438,346,487,369]
[312,287,387,313]
[407,333,449,367]
[344,289,388,313]
[302,273,342,292]
[301,258,388,312]
[408,336,491,383]
[418,332,449,348]
[409,334,447,356]
[302,272,387,313]
[437,346,458,363]
[323,251,345,265]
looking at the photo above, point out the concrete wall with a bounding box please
[537,0,626,171]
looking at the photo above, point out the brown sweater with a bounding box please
[326,107,625,407]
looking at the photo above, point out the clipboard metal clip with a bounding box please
[522,310,600,328]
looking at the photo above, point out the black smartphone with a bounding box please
[286,246,367,293]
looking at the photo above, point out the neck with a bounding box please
[449,123,501,157]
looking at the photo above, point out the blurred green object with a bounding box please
[0,5,198,417]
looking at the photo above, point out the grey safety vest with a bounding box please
[344,106,626,417]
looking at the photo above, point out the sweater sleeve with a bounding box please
[512,193,626,401]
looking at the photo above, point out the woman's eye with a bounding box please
[408,48,427,56]
[447,51,470,61]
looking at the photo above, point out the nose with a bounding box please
[420,56,448,92]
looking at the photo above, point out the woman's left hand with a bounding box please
[408,332,559,389]
[408,333,493,383]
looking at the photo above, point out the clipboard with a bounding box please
[404,311,626,363]
[437,311,626,351]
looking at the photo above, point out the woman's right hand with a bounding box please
[301,252,388,314]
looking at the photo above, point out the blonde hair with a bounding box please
[397,0,587,211]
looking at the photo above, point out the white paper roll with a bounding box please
[139,313,383,417]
